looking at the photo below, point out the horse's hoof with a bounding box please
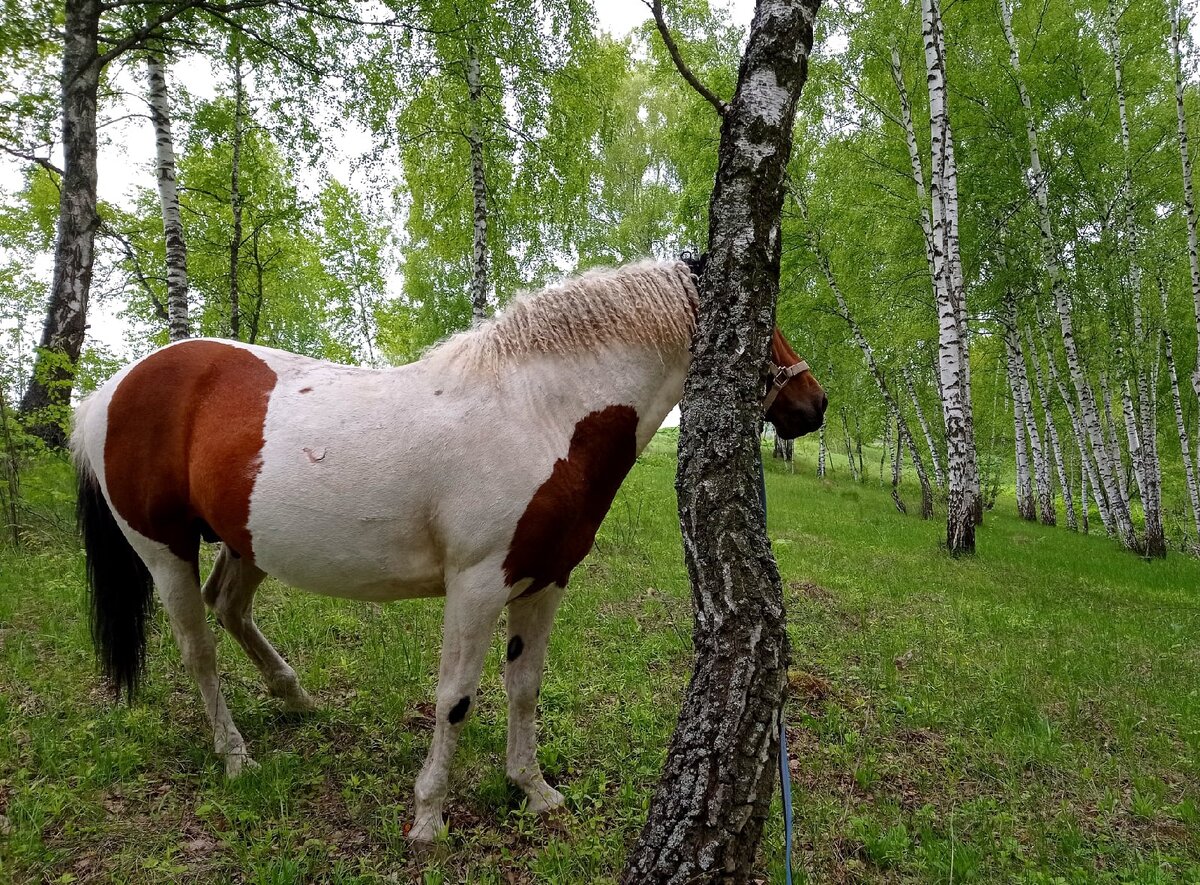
[525,782,566,814]
[224,752,258,779]
[407,815,444,844]
[280,690,318,714]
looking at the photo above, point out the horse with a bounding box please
[70,258,827,842]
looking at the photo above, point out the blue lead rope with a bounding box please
[757,453,794,885]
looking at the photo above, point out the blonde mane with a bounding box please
[428,259,698,375]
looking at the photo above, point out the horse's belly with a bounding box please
[246,496,445,602]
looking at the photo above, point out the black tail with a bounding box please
[77,464,154,701]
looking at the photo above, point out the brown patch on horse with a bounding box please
[504,405,639,595]
[104,341,277,563]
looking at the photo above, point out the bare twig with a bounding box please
[0,144,63,177]
[645,0,728,116]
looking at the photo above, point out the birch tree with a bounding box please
[145,47,189,341]
[921,0,977,553]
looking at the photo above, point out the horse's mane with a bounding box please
[427,259,698,376]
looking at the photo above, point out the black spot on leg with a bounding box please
[448,696,470,724]
[507,635,524,662]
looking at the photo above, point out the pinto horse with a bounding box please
[71,259,826,841]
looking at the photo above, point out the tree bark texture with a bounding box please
[922,0,976,553]
[1000,0,1138,550]
[467,46,490,323]
[230,39,245,340]
[620,0,821,879]
[19,0,102,446]
[817,420,827,477]
[145,49,190,342]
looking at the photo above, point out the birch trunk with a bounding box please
[1100,375,1132,515]
[145,49,189,341]
[1000,0,1138,550]
[229,40,245,341]
[467,47,490,323]
[1081,448,1090,534]
[1006,318,1037,521]
[1110,1,1165,556]
[841,407,858,481]
[1170,2,1200,403]
[922,0,975,553]
[892,418,909,515]
[1163,313,1200,542]
[1025,327,1076,530]
[621,0,822,876]
[817,421,827,477]
[18,0,102,447]
[904,370,945,490]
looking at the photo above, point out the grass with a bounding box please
[1,434,1198,883]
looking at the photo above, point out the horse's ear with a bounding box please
[680,251,708,278]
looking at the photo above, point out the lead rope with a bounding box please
[757,453,794,885]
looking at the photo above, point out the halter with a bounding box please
[763,359,810,413]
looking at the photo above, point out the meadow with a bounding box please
[1,433,1198,883]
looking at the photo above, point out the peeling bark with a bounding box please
[621,1,821,878]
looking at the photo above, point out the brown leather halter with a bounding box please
[763,359,810,413]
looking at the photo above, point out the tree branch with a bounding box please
[0,144,63,177]
[644,0,728,117]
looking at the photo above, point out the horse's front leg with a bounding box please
[504,584,566,813]
[409,561,508,843]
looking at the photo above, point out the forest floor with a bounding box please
[1,433,1198,884]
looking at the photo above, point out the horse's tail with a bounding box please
[72,395,154,701]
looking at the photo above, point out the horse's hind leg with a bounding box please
[504,584,566,813]
[203,545,316,713]
[145,549,253,777]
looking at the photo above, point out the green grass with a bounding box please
[1,435,1198,883]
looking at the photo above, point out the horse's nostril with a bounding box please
[820,393,829,413]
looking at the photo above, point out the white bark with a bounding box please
[1000,0,1138,550]
[467,47,490,323]
[923,0,976,552]
[817,420,827,477]
[145,50,189,341]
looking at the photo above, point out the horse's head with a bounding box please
[765,327,827,439]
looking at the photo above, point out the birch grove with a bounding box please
[5,0,1200,559]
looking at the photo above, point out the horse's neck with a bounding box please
[495,343,690,451]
